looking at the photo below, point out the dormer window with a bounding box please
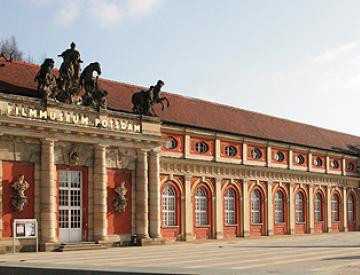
[165,137,177,150]
[225,146,237,157]
[274,151,284,162]
[314,157,323,167]
[251,148,262,159]
[295,155,305,165]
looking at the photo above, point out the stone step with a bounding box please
[57,242,107,252]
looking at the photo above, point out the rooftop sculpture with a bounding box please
[34,42,107,110]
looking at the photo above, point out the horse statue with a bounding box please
[80,62,108,111]
[56,42,82,103]
[34,58,58,105]
[132,80,169,116]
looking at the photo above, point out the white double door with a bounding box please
[59,170,82,243]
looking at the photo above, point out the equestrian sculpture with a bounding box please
[132,80,169,116]
[34,58,58,105]
[80,62,108,111]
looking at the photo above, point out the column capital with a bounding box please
[184,174,192,182]
[149,149,161,157]
[243,178,250,185]
[41,138,56,145]
[94,143,108,149]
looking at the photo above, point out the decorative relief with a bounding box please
[106,148,135,170]
[0,137,40,162]
[69,148,80,166]
[113,182,128,213]
[55,142,93,166]
[11,174,29,212]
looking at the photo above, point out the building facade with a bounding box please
[0,60,359,252]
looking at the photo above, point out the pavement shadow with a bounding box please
[323,255,360,261]
[235,245,360,248]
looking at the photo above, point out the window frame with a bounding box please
[195,187,208,226]
[331,193,340,222]
[347,194,355,222]
[195,141,209,153]
[274,190,284,224]
[251,189,262,224]
[295,191,305,223]
[315,192,323,222]
[161,185,177,227]
[224,188,236,225]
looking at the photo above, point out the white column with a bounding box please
[289,183,295,234]
[243,179,250,237]
[343,187,348,232]
[215,139,221,162]
[308,152,313,172]
[308,185,314,233]
[135,149,149,239]
[149,150,161,239]
[242,143,248,165]
[326,186,332,232]
[40,139,57,244]
[184,134,190,159]
[184,175,193,240]
[289,150,293,170]
[93,144,108,242]
[215,177,223,239]
[267,181,273,236]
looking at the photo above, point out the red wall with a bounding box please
[107,169,132,235]
[2,161,34,238]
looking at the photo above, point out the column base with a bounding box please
[309,228,314,234]
[185,233,194,241]
[327,228,332,233]
[40,242,60,252]
[243,230,250,237]
[343,227,348,232]
[139,237,165,246]
[267,229,273,236]
[290,229,295,235]
[215,232,224,240]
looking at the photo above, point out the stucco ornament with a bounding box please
[11,174,29,212]
[113,182,128,213]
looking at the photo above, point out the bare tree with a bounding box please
[0,36,24,62]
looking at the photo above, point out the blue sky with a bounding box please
[2,0,360,136]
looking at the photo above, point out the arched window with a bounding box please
[348,195,354,222]
[274,191,284,224]
[195,188,208,225]
[162,186,176,226]
[224,188,236,225]
[296,192,304,223]
[251,189,261,224]
[315,193,322,222]
[332,194,340,222]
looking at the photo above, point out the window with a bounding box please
[224,189,236,225]
[225,146,237,157]
[331,160,339,169]
[295,155,305,165]
[296,192,304,223]
[195,188,208,225]
[315,193,322,222]
[251,189,261,223]
[274,151,284,162]
[195,141,209,153]
[348,195,354,222]
[314,157,323,167]
[332,194,340,222]
[251,148,262,159]
[274,191,284,224]
[347,162,355,171]
[165,137,177,150]
[162,186,176,226]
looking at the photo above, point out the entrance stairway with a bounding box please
[57,242,108,252]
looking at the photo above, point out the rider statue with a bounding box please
[58,42,83,81]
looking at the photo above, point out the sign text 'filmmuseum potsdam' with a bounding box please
[0,101,141,133]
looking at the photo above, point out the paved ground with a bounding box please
[1,232,360,274]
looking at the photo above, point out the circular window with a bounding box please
[331,160,339,169]
[165,137,177,150]
[195,141,208,153]
[295,155,305,165]
[314,157,323,167]
[274,151,284,162]
[347,162,355,171]
[251,148,262,159]
[225,145,237,157]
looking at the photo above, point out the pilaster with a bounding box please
[184,134,190,159]
[343,187,348,232]
[326,185,332,232]
[184,174,193,240]
[93,144,108,242]
[308,185,314,233]
[267,181,273,236]
[243,179,250,237]
[289,183,295,234]
[215,177,223,239]
[135,149,149,239]
[149,150,161,239]
[308,152,312,172]
[40,139,58,244]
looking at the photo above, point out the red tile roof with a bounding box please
[0,59,359,154]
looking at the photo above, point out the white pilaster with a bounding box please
[149,150,161,239]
